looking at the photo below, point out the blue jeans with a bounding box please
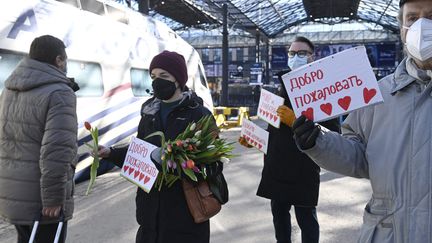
[271,200,319,243]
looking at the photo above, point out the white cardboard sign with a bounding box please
[282,46,383,122]
[257,89,285,128]
[240,119,269,154]
[120,137,159,193]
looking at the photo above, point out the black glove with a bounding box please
[292,115,320,150]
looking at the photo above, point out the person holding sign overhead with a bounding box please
[97,51,222,243]
[240,36,339,243]
[292,0,432,242]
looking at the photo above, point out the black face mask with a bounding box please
[152,78,177,100]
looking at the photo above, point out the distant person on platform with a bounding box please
[240,36,339,243]
[292,0,432,242]
[0,35,79,243]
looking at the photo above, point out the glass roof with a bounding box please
[115,0,401,37]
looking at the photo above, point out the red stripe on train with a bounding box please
[103,83,132,98]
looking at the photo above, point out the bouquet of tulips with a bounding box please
[147,115,234,190]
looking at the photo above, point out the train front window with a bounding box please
[68,60,103,97]
[0,51,25,92]
[198,65,208,88]
[130,68,152,97]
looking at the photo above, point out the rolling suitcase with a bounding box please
[28,211,64,243]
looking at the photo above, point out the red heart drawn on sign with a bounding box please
[273,115,278,122]
[320,103,332,116]
[363,88,376,104]
[139,172,144,181]
[269,114,274,121]
[128,167,134,175]
[245,136,250,142]
[265,111,269,118]
[338,96,351,110]
[134,170,140,179]
[260,108,265,115]
[301,107,314,121]
[254,141,258,147]
[144,176,150,184]
[258,143,262,150]
[123,165,129,173]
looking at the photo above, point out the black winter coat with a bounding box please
[108,91,212,243]
[256,118,339,205]
[257,70,340,205]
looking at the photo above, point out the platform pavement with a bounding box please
[0,119,371,243]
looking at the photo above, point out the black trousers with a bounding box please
[14,221,67,243]
[271,200,319,243]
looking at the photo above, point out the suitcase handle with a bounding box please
[29,210,65,243]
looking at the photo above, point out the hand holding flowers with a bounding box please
[147,115,234,190]
[84,121,99,195]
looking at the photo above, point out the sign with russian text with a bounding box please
[257,89,284,128]
[121,137,159,193]
[281,46,383,122]
[240,119,269,154]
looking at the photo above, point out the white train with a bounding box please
[0,0,213,180]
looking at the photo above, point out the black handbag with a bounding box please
[206,162,229,204]
[207,172,229,204]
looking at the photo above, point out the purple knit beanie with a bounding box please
[149,51,188,89]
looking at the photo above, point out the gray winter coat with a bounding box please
[303,58,432,243]
[0,58,77,225]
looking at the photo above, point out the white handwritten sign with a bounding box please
[257,89,285,128]
[121,137,159,193]
[282,46,383,122]
[240,119,269,154]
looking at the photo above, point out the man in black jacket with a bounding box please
[240,36,339,243]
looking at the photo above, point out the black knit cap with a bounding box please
[29,35,66,65]
[149,51,188,89]
[399,0,407,7]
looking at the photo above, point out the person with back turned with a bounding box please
[0,35,79,243]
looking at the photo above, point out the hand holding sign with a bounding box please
[240,119,269,154]
[257,89,285,128]
[292,115,320,150]
[276,105,296,127]
[121,137,159,193]
[282,46,383,122]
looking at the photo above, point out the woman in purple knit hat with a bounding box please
[97,51,223,243]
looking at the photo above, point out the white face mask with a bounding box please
[288,55,308,70]
[404,18,432,61]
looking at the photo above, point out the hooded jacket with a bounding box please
[0,58,77,225]
[302,58,432,243]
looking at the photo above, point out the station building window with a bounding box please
[236,47,244,62]
[130,68,152,97]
